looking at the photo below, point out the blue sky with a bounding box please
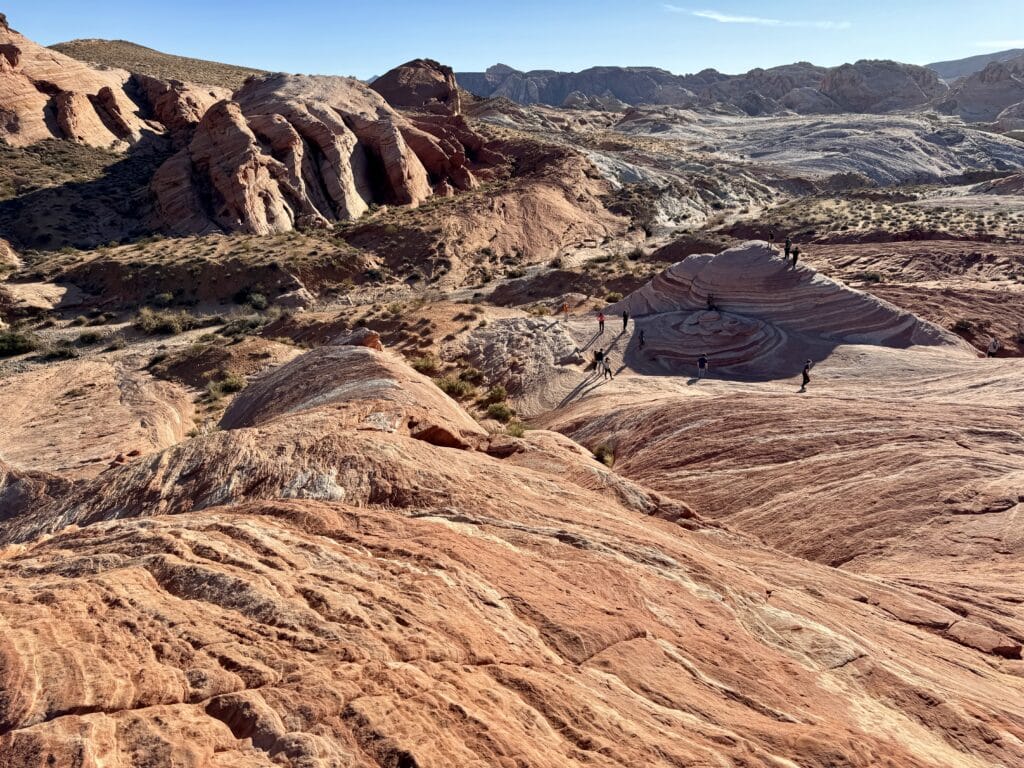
[6,1,1023,79]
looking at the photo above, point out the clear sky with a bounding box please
[6,0,1024,80]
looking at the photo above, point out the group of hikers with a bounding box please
[582,232,819,391]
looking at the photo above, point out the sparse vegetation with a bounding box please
[593,444,615,467]
[435,375,475,399]
[482,385,508,405]
[411,355,441,375]
[134,307,198,335]
[0,330,41,358]
[506,420,527,438]
[486,402,515,422]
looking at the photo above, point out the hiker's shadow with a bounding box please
[558,370,604,407]
[579,332,602,352]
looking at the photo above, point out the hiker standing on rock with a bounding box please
[561,302,570,322]
[603,353,614,380]
[594,347,605,371]
[638,329,646,350]
[768,229,776,248]
[707,294,717,311]
[799,359,814,392]
[791,246,801,267]
[697,353,709,380]
[598,312,605,335]
[987,337,1001,357]
[784,236,792,260]
[622,310,630,332]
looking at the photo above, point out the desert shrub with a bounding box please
[247,292,269,311]
[506,267,526,279]
[592,444,615,467]
[134,307,196,335]
[69,315,88,327]
[506,420,526,438]
[459,367,485,385]
[0,330,40,358]
[411,355,441,375]
[104,337,127,352]
[854,271,883,283]
[485,402,514,422]
[605,291,624,303]
[435,375,474,399]
[76,330,103,345]
[152,292,175,308]
[627,246,645,261]
[482,385,507,405]
[218,371,246,394]
[148,352,168,367]
[218,315,266,337]
[527,304,550,317]
[42,342,79,360]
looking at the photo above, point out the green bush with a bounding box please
[605,291,624,303]
[152,292,175,308]
[411,355,441,375]
[43,342,79,360]
[76,330,103,345]
[483,385,507,405]
[506,420,526,438]
[486,402,514,423]
[0,330,40,358]
[218,315,266,338]
[247,292,269,311]
[435,375,474,399]
[218,371,246,394]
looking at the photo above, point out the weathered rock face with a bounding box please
[370,58,462,114]
[132,72,229,142]
[0,237,19,271]
[152,73,496,235]
[996,100,1024,131]
[819,60,948,113]
[0,17,150,147]
[935,55,1024,122]
[2,340,1024,766]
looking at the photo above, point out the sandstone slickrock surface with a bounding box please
[2,339,1024,766]
[152,73,496,235]
[0,358,194,481]
[0,16,149,148]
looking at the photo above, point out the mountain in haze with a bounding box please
[927,48,1024,83]
[456,60,947,116]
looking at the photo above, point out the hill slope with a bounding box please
[50,38,266,91]
[928,48,1024,82]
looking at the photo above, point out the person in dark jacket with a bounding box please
[799,359,813,392]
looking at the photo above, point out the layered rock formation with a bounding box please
[370,58,462,114]
[0,15,149,148]
[934,54,1024,122]
[152,73,498,235]
[2,333,1024,766]
[606,241,966,378]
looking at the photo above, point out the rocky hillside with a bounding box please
[51,38,266,91]
[934,54,1024,122]
[457,60,948,115]
[928,47,1024,82]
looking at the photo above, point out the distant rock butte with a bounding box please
[935,54,1024,122]
[370,58,462,114]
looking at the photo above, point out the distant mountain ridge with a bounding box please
[927,48,1024,83]
[456,61,948,116]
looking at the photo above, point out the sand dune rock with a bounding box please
[0,358,194,481]
[152,73,493,235]
[370,58,462,114]
[819,60,948,113]
[221,344,485,440]
[0,17,148,148]
[607,241,965,378]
